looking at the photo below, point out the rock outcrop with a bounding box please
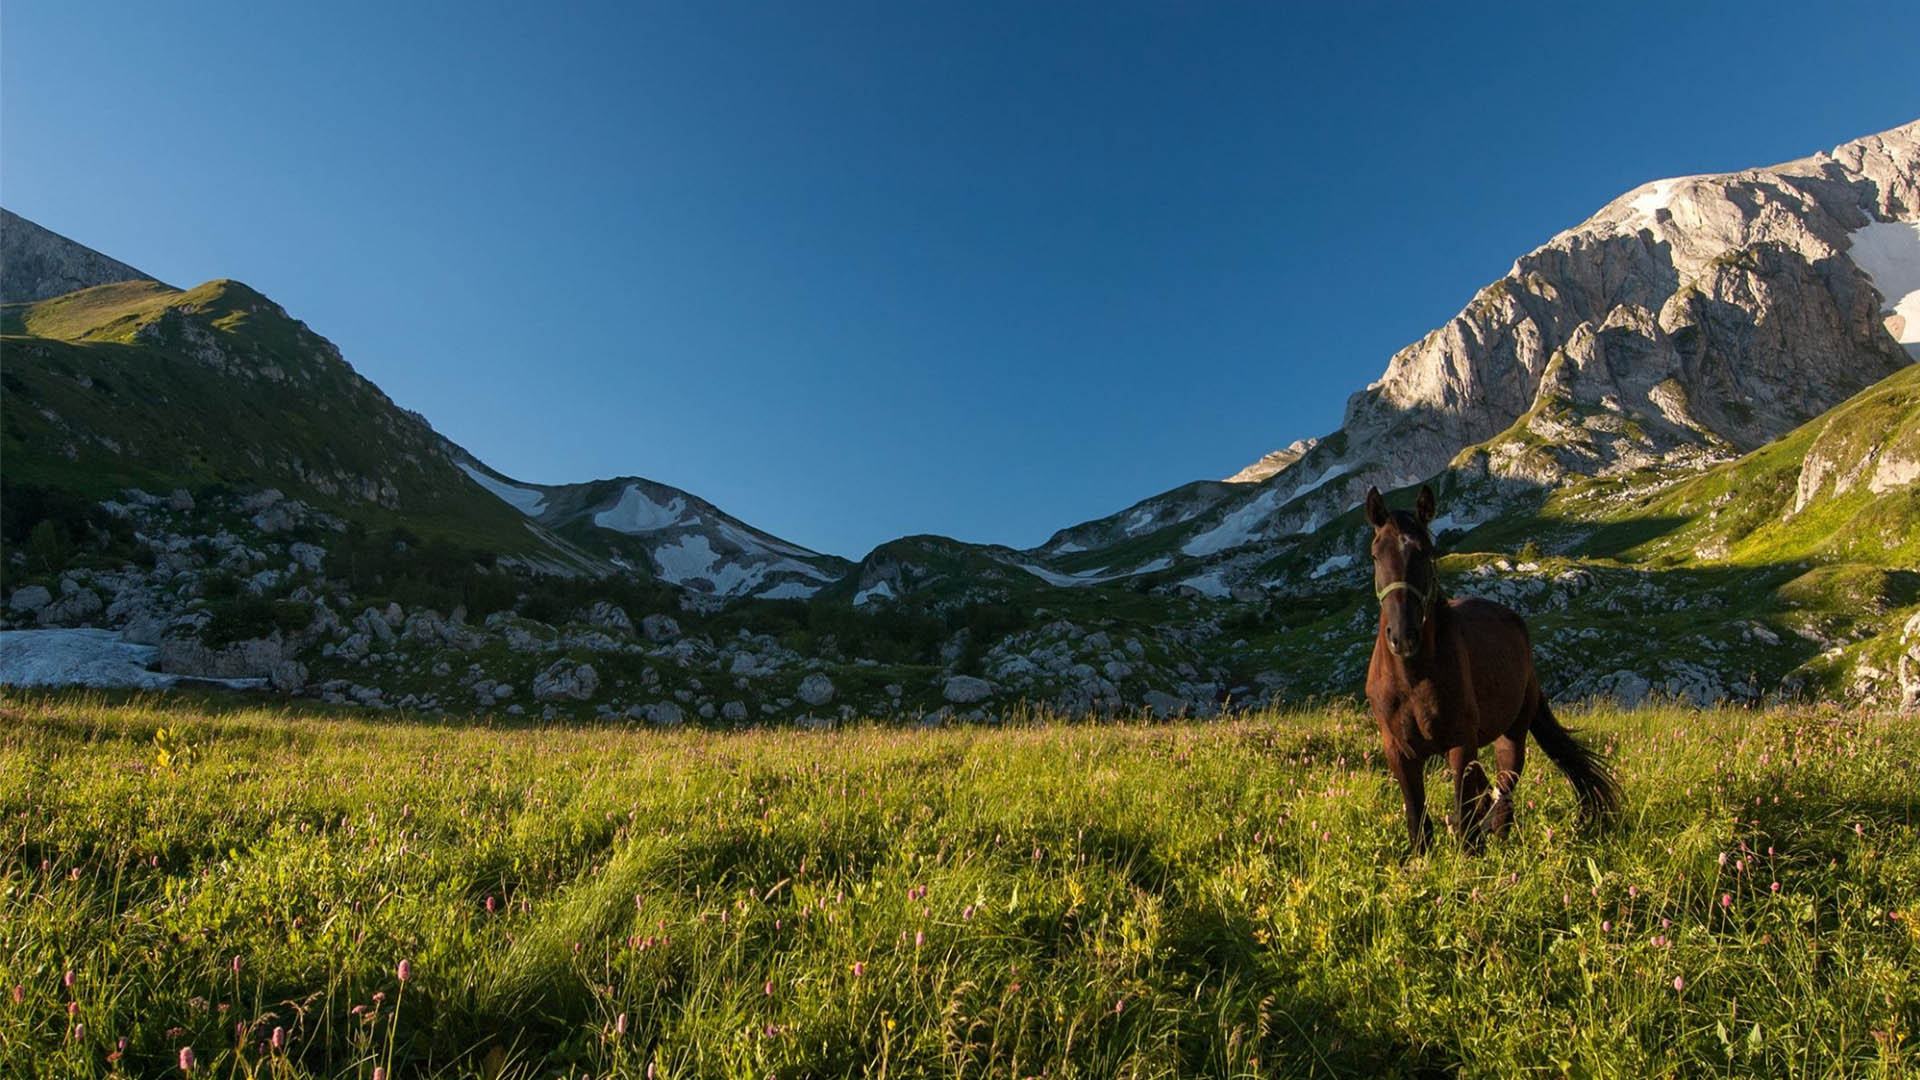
[1,208,163,303]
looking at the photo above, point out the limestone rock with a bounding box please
[8,585,52,614]
[943,675,993,704]
[532,660,599,702]
[641,614,681,642]
[36,588,102,626]
[583,601,633,635]
[797,673,835,707]
[157,632,285,679]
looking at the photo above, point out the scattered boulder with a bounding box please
[8,585,52,615]
[641,614,681,643]
[629,701,684,726]
[797,673,835,707]
[167,489,195,512]
[943,675,993,704]
[157,632,285,679]
[36,588,103,627]
[1142,690,1188,719]
[722,700,749,723]
[269,660,309,693]
[1899,613,1920,711]
[584,601,633,635]
[239,489,284,512]
[289,543,326,573]
[532,660,600,702]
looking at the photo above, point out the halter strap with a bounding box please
[1376,578,1437,611]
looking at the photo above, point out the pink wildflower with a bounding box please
[397,959,411,983]
[179,1046,196,1073]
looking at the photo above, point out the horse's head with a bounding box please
[1363,484,1439,660]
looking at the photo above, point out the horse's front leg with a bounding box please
[1448,745,1491,852]
[1383,741,1432,856]
[1488,734,1525,837]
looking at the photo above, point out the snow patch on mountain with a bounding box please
[1309,554,1354,579]
[756,581,818,600]
[853,580,896,606]
[458,463,547,516]
[593,485,686,532]
[1178,572,1231,598]
[1183,488,1282,557]
[715,520,820,564]
[1849,218,1920,351]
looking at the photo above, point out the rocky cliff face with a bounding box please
[1,209,161,303]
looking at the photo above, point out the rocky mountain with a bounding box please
[1,208,162,304]
[1036,119,1919,589]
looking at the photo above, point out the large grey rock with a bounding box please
[641,614,681,642]
[532,660,599,702]
[583,601,633,635]
[1898,613,1920,711]
[628,701,684,727]
[8,585,52,614]
[157,633,285,679]
[167,489,195,512]
[288,543,325,573]
[1142,690,1189,719]
[797,673,835,707]
[36,588,102,627]
[269,660,308,693]
[943,675,994,704]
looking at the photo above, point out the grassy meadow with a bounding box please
[3,693,1916,1079]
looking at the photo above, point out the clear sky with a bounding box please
[4,2,1916,558]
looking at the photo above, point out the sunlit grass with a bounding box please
[4,692,1914,1078]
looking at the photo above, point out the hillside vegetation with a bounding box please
[5,694,1914,1078]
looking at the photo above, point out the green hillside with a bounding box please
[1,279,564,559]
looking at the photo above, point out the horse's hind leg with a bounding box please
[1448,746,1492,852]
[1489,734,1525,838]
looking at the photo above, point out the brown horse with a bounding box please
[1363,484,1619,855]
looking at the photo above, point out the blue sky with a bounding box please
[5,2,1917,558]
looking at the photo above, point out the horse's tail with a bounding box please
[1530,701,1621,824]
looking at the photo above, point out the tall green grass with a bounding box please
[3,693,1914,1078]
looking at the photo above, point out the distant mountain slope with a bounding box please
[450,458,852,599]
[1,209,162,303]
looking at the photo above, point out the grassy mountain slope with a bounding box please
[1,279,568,562]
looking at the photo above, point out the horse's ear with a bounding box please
[1363,487,1388,529]
[1415,484,1436,524]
